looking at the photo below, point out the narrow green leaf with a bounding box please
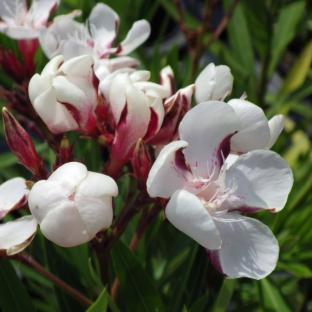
[278,262,312,279]
[280,40,312,95]
[260,278,292,312]
[269,1,305,75]
[211,279,236,312]
[112,240,165,312]
[87,288,108,312]
[0,260,35,312]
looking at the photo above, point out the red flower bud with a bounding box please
[2,108,47,178]
[131,139,152,184]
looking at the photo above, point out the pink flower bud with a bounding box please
[131,139,152,184]
[18,39,39,77]
[147,85,194,146]
[2,107,47,178]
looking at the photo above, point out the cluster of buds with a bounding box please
[0,0,293,281]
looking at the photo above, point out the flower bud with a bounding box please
[131,139,152,183]
[195,63,233,103]
[2,108,47,178]
[28,162,118,247]
[28,55,98,135]
[147,85,194,145]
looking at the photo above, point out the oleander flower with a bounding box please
[39,3,150,80]
[147,101,293,279]
[0,178,37,255]
[28,162,118,247]
[0,0,59,39]
[28,54,97,134]
[195,63,285,153]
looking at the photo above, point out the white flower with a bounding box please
[39,3,150,79]
[195,63,285,152]
[0,178,37,255]
[28,54,97,134]
[0,0,59,39]
[195,63,233,102]
[147,101,293,279]
[28,162,118,247]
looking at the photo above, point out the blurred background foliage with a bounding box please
[0,0,312,311]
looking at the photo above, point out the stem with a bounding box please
[110,205,161,300]
[13,252,92,307]
[206,0,240,47]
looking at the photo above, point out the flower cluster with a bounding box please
[0,1,293,280]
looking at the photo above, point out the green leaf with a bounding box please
[112,240,165,312]
[260,278,292,312]
[279,40,312,96]
[211,279,236,312]
[278,262,312,279]
[0,259,35,312]
[269,1,305,75]
[87,288,108,312]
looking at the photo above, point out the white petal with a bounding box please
[212,214,279,279]
[76,171,118,198]
[119,83,151,147]
[0,216,37,255]
[28,180,71,223]
[88,3,118,54]
[229,99,270,153]
[119,20,151,55]
[149,96,165,135]
[130,70,150,82]
[135,81,170,98]
[32,87,78,133]
[0,178,28,220]
[160,66,174,95]
[267,115,285,149]
[28,74,50,104]
[224,150,293,212]
[166,190,221,250]
[74,196,113,238]
[59,54,93,76]
[30,0,59,27]
[40,202,90,247]
[48,162,88,192]
[147,140,191,198]
[195,63,233,102]
[52,76,87,109]
[2,26,39,39]
[109,73,130,124]
[41,55,64,76]
[179,101,239,178]
[0,0,26,19]
[39,12,85,59]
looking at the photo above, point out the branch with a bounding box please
[12,252,92,307]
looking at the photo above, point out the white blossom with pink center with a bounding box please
[0,0,59,39]
[147,101,293,279]
[39,3,150,81]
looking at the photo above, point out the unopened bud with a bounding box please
[131,139,152,183]
[2,108,47,178]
